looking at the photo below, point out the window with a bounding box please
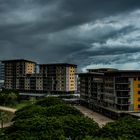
[138,84,140,88]
[138,104,140,108]
[138,98,140,101]
[138,91,140,94]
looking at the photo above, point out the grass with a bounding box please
[0,100,33,127]
[5,98,36,110]
[13,100,33,110]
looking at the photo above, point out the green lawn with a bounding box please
[13,100,33,110]
[4,97,37,110]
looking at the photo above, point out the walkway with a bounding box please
[74,105,114,127]
[0,106,16,128]
[0,122,13,128]
[0,106,17,113]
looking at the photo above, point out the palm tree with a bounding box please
[0,112,8,129]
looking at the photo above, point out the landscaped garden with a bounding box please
[0,92,140,140]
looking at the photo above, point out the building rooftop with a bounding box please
[87,68,140,74]
[104,70,140,76]
[79,69,140,77]
[78,72,104,76]
[106,70,140,73]
[87,68,118,72]
[2,59,36,63]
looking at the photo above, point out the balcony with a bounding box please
[117,95,130,98]
[115,86,130,91]
[116,101,130,105]
[115,82,129,84]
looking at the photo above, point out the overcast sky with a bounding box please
[1,0,140,71]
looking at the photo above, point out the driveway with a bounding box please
[74,105,114,127]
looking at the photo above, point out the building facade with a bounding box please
[79,68,140,118]
[39,63,77,93]
[2,60,77,94]
[2,59,36,90]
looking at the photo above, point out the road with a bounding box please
[74,105,114,127]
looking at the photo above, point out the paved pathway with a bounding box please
[0,106,16,128]
[0,122,13,128]
[74,105,114,127]
[0,106,17,113]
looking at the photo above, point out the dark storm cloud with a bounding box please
[0,0,140,70]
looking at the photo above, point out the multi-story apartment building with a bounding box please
[2,59,36,90]
[2,60,77,94]
[39,63,77,93]
[79,68,140,119]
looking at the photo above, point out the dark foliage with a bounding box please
[1,97,140,140]
[35,97,64,107]
[13,104,83,121]
[96,116,140,140]
[0,90,19,106]
[12,115,99,140]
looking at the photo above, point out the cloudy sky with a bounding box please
[1,0,140,71]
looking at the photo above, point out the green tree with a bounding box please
[35,97,64,107]
[13,104,83,121]
[5,96,140,140]
[0,90,19,106]
[97,116,140,140]
[12,105,45,121]
[12,115,99,140]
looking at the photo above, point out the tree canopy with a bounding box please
[13,104,83,121]
[0,90,19,106]
[1,97,140,140]
[35,97,64,107]
[1,97,99,140]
